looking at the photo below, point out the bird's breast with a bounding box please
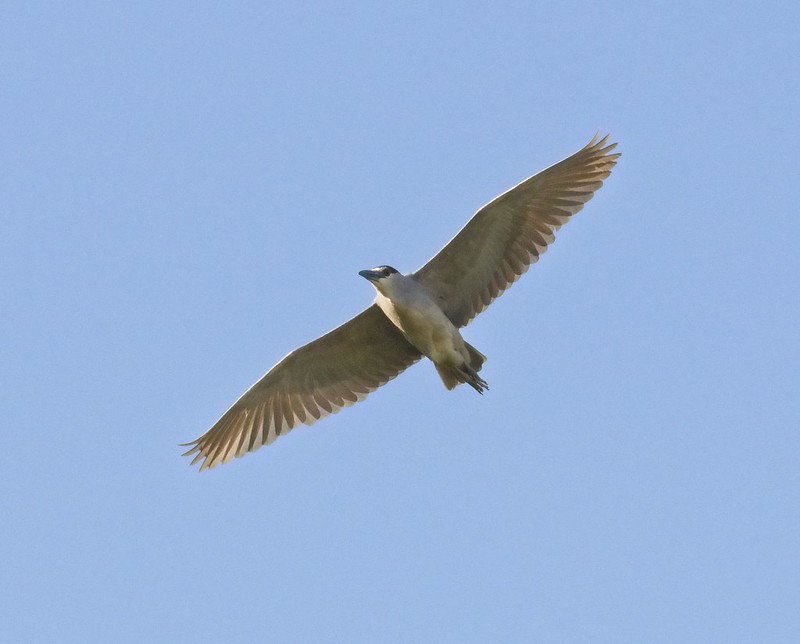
[374,292,463,364]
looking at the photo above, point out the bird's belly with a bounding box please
[377,296,465,365]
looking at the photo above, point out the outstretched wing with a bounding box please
[183,304,422,470]
[412,135,619,327]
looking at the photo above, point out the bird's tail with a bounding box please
[434,342,489,394]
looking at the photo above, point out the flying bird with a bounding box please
[183,134,619,470]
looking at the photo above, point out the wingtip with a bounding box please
[179,440,213,471]
[583,133,621,166]
[585,132,614,149]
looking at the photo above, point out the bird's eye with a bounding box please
[382,268,391,277]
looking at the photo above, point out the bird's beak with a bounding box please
[358,269,381,283]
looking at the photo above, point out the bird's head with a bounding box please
[358,265,401,293]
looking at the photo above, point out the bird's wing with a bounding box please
[182,304,422,470]
[412,134,619,328]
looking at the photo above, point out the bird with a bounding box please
[182,134,619,470]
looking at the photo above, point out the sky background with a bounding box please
[2,2,798,642]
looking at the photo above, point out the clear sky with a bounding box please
[2,2,798,642]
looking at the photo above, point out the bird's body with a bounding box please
[183,135,620,470]
[373,274,459,365]
[363,268,488,392]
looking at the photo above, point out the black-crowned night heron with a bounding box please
[183,135,619,470]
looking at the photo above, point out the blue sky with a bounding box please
[2,2,798,642]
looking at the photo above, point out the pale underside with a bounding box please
[183,135,619,470]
